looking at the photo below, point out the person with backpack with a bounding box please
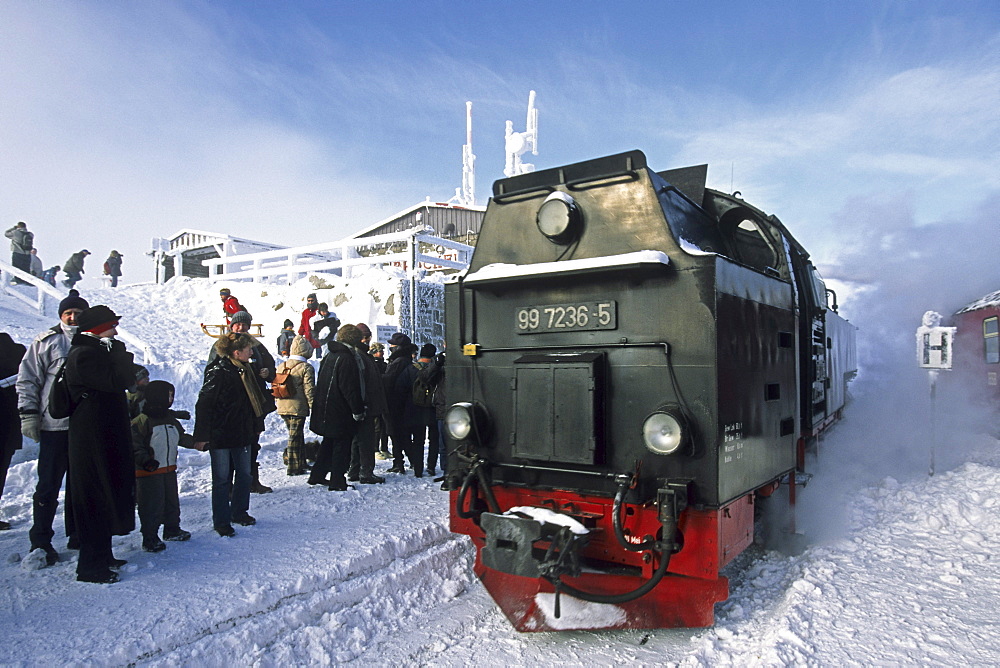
[103,250,123,288]
[275,319,296,358]
[392,343,439,478]
[274,335,315,476]
[5,222,33,284]
[16,292,89,566]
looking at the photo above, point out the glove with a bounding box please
[170,409,191,420]
[352,412,366,422]
[20,413,41,442]
[142,459,160,472]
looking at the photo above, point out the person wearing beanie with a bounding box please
[275,335,315,476]
[206,309,276,495]
[16,291,89,566]
[276,319,296,358]
[131,380,197,552]
[103,250,123,288]
[383,335,419,474]
[63,305,135,583]
[308,325,365,491]
[218,288,244,324]
[62,249,90,289]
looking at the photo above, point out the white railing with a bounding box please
[200,227,474,283]
[0,259,157,364]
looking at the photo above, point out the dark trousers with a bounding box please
[136,471,181,539]
[29,430,70,548]
[348,416,377,479]
[422,421,441,472]
[436,418,447,475]
[392,427,425,476]
[77,528,114,577]
[0,429,17,501]
[312,434,353,484]
[374,416,390,454]
[11,253,30,282]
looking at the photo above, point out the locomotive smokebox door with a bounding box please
[511,353,604,465]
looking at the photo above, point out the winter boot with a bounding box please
[250,466,272,494]
[142,536,167,553]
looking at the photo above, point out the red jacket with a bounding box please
[298,307,318,347]
[222,296,243,322]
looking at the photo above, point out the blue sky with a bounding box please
[1,1,997,296]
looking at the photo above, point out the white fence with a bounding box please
[0,260,156,364]
[200,227,474,284]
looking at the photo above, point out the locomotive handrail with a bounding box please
[491,461,629,480]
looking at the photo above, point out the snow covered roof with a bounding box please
[955,288,1000,314]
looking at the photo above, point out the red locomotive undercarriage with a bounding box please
[450,484,757,631]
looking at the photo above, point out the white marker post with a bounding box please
[916,311,956,476]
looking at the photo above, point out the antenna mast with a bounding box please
[504,90,539,177]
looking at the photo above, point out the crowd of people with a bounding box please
[5,221,124,288]
[0,285,447,584]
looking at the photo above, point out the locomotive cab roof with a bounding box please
[473,149,813,284]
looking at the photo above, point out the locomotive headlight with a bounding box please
[445,403,474,441]
[536,191,582,244]
[642,410,686,455]
[445,402,491,445]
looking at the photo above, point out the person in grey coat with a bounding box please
[16,292,89,566]
[5,222,34,284]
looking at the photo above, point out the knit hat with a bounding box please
[144,380,174,410]
[355,323,372,338]
[77,305,120,334]
[230,310,252,325]
[282,318,294,329]
[388,332,411,347]
[133,364,150,384]
[419,343,437,358]
[58,292,90,315]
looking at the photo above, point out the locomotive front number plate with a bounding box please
[516,301,617,333]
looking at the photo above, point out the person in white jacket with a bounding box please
[16,292,88,566]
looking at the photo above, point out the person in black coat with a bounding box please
[195,333,265,537]
[0,333,27,531]
[63,306,136,584]
[308,325,365,491]
[382,334,418,474]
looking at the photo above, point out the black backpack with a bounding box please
[411,363,435,408]
[48,361,86,419]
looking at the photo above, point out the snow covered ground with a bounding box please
[1,276,998,666]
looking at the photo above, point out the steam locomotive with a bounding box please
[443,150,857,631]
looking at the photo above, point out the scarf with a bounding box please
[232,357,268,418]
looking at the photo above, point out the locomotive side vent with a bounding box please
[510,352,604,465]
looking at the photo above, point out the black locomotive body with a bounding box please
[444,150,856,631]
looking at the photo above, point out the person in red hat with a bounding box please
[63,305,136,583]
